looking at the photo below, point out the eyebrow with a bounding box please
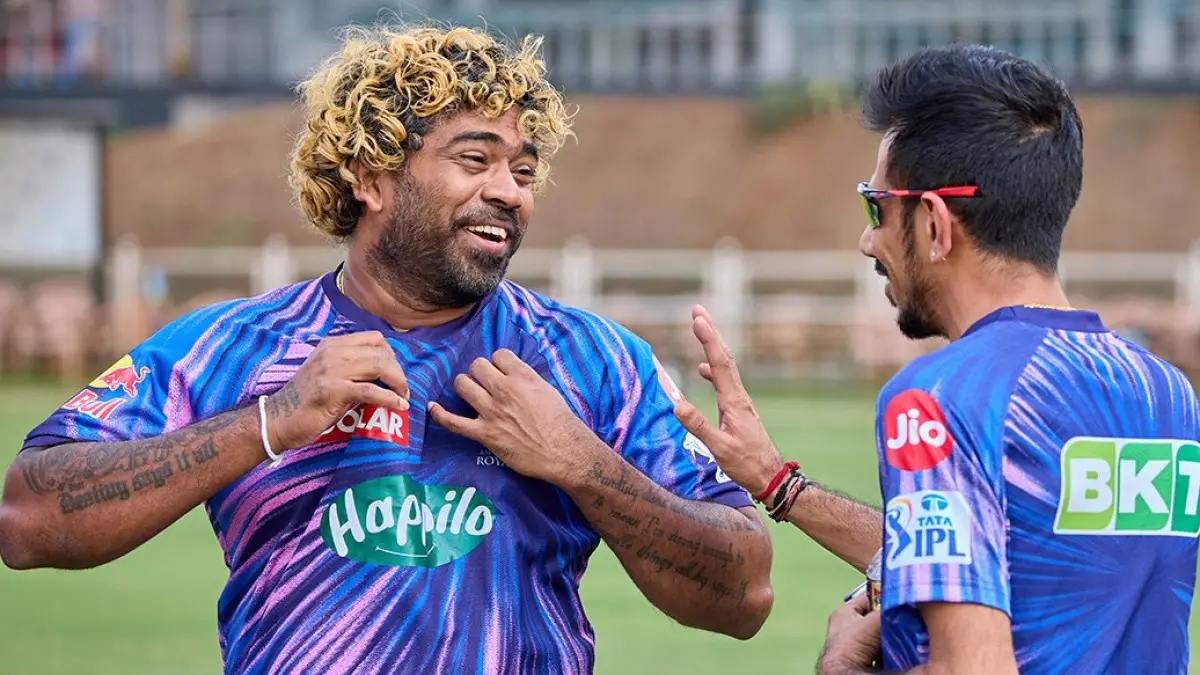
[449,131,538,161]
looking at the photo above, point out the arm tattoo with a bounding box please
[584,460,759,605]
[15,408,239,514]
[267,382,302,418]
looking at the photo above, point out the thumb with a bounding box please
[427,401,484,440]
[673,399,724,449]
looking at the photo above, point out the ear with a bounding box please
[350,161,387,214]
[920,193,955,263]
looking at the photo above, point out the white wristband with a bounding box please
[259,395,283,467]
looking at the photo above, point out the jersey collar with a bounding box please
[963,305,1108,338]
[320,264,492,343]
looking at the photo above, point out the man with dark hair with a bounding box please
[675,44,1200,674]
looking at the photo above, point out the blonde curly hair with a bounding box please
[289,24,575,238]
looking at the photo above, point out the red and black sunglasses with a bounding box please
[857,182,981,230]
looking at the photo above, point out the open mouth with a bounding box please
[465,224,509,244]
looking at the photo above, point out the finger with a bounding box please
[491,349,534,377]
[453,373,493,411]
[330,349,410,407]
[374,356,411,404]
[673,399,727,451]
[858,609,882,646]
[427,401,486,440]
[847,589,873,615]
[346,382,408,413]
[698,362,713,382]
[692,315,752,413]
[468,357,505,392]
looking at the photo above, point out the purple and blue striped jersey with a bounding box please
[876,306,1200,673]
[22,268,750,675]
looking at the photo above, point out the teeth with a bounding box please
[467,225,507,241]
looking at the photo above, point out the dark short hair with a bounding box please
[861,44,1083,274]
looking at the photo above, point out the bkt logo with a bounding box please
[1054,437,1200,536]
[884,489,973,570]
[884,390,953,472]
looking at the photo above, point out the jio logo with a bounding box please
[884,390,952,472]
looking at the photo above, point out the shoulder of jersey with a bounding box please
[889,318,1048,389]
[163,279,327,340]
[495,280,642,353]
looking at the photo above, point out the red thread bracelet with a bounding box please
[754,461,800,503]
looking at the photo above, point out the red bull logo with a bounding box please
[63,389,125,421]
[89,355,151,398]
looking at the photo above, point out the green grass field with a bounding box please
[0,381,1195,674]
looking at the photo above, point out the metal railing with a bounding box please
[102,236,1200,372]
[4,0,1200,92]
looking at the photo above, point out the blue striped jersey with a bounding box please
[876,305,1200,673]
[23,267,750,674]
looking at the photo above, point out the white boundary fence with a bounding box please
[106,235,1200,373]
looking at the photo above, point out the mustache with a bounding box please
[875,260,888,277]
[455,207,520,229]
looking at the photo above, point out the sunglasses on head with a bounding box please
[857,182,981,230]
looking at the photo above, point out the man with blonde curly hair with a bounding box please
[1,24,775,674]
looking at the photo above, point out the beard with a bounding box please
[893,211,943,340]
[366,172,525,310]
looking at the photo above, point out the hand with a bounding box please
[818,591,882,674]
[427,349,591,485]
[672,304,786,498]
[265,331,410,451]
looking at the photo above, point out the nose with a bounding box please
[480,168,524,212]
[859,226,875,258]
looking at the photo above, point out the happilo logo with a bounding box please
[1054,437,1200,536]
[884,390,952,471]
[317,404,409,446]
[320,475,497,567]
[884,489,973,570]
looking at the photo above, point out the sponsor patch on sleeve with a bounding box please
[682,432,731,484]
[884,389,953,471]
[884,489,973,570]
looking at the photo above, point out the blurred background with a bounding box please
[0,1,1199,674]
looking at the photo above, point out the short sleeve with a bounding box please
[21,308,241,451]
[878,387,1010,616]
[599,334,752,510]
[538,311,752,511]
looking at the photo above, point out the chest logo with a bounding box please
[320,475,497,567]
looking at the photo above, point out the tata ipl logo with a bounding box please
[885,496,915,563]
[884,489,972,570]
